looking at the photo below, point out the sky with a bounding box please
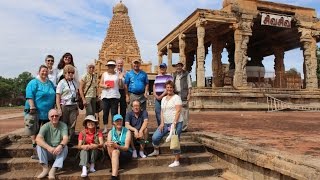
[0,0,319,79]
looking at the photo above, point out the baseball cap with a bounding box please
[132,59,141,63]
[113,114,123,122]
[159,63,167,68]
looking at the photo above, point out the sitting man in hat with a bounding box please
[35,108,68,179]
[105,114,132,180]
[125,100,148,158]
[78,115,104,177]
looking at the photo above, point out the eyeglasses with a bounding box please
[68,71,75,74]
[89,66,95,69]
[51,115,59,118]
[46,59,54,62]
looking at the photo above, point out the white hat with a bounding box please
[106,60,116,66]
[83,115,98,126]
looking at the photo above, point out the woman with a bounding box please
[78,115,103,177]
[24,65,56,158]
[56,64,79,145]
[57,52,79,83]
[153,63,173,126]
[79,63,97,116]
[99,60,123,134]
[148,80,183,167]
[44,55,58,86]
[106,114,132,180]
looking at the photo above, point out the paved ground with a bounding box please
[1,108,320,157]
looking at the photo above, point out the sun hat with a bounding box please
[106,60,116,66]
[83,115,98,126]
[113,114,123,122]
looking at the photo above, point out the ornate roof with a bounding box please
[113,1,128,15]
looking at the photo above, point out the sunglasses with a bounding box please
[51,115,59,118]
[68,71,75,74]
[46,59,54,62]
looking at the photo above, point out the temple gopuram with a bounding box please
[157,0,320,110]
[95,1,155,81]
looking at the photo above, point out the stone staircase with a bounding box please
[0,132,229,179]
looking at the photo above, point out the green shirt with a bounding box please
[38,122,68,147]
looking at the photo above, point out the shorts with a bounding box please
[24,113,39,136]
[119,151,132,165]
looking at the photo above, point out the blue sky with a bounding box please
[0,0,319,78]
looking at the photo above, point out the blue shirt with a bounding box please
[125,70,149,94]
[25,78,56,120]
[125,110,148,130]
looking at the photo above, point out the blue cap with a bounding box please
[159,63,167,68]
[113,114,123,122]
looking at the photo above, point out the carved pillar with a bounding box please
[179,34,186,70]
[167,44,173,73]
[299,28,318,89]
[273,47,285,88]
[157,51,163,66]
[196,18,207,87]
[212,38,224,87]
[233,14,253,88]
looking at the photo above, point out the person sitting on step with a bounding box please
[125,100,149,158]
[35,109,68,179]
[148,80,184,168]
[78,115,104,177]
[105,114,132,180]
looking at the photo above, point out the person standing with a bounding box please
[148,81,183,167]
[153,63,173,126]
[44,55,58,86]
[56,64,79,145]
[99,60,123,134]
[173,62,192,132]
[116,58,127,124]
[79,63,97,116]
[125,59,149,111]
[36,109,68,179]
[24,65,56,159]
[57,52,79,84]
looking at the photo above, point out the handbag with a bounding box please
[78,75,94,110]
[170,129,180,150]
[95,98,103,113]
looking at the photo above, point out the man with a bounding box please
[116,58,127,123]
[125,59,149,111]
[36,109,69,179]
[125,100,148,158]
[173,62,192,131]
[45,55,58,86]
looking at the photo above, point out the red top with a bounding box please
[78,129,103,145]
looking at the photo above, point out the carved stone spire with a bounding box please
[98,1,141,70]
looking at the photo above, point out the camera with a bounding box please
[71,97,79,103]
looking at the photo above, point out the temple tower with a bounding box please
[95,1,151,77]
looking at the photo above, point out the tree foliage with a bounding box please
[0,72,33,106]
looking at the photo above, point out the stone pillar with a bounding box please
[196,18,207,87]
[167,44,173,73]
[211,38,224,87]
[273,47,285,88]
[179,34,186,70]
[299,28,318,89]
[233,14,253,88]
[158,51,163,66]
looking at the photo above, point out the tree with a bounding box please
[14,72,33,98]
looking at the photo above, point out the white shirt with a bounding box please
[161,94,183,124]
[56,79,78,105]
[36,68,58,86]
[101,72,120,99]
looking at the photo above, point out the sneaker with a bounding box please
[102,128,108,134]
[81,167,88,177]
[139,151,146,158]
[168,161,180,167]
[132,150,138,158]
[148,150,159,157]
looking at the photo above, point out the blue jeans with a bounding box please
[102,98,119,125]
[37,145,68,168]
[154,99,161,126]
[151,122,182,154]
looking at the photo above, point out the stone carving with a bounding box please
[179,34,186,67]
[196,18,207,87]
[167,44,173,73]
[212,38,225,87]
[273,47,285,88]
[158,51,163,65]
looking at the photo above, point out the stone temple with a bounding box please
[157,0,320,111]
[95,1,154,80]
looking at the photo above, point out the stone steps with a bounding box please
[0,152,213,171]
[0,162,226,180]
[0,141,206,158]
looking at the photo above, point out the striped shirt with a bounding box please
[154,74,173,95]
